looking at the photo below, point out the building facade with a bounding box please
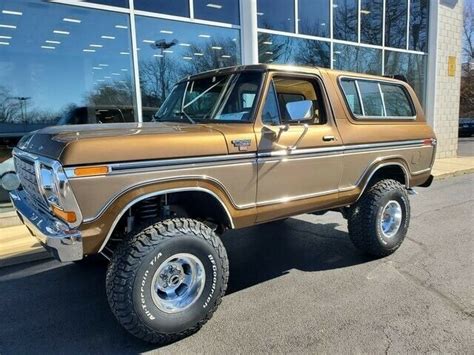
[0,0,463,158]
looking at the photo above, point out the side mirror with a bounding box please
[286,100,313,122]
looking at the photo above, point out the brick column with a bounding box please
[429,0,464,158]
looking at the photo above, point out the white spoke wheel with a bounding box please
[106,218,229,345]
[348,179,410,257]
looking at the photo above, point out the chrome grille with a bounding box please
[14,156,47,209]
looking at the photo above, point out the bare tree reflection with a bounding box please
[333,0,358,41]
[385,0,408,48]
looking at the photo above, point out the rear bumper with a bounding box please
[10,189,83,262]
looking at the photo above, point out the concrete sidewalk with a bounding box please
[1,156,473,267]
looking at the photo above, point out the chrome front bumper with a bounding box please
[10,189,83,262]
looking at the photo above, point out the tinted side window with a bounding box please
[380,84,414,116]
[340,80,362,115]
[358,81,384,117]
[341,78,415,118]
[261,83,281,125]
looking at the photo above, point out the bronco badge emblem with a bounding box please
[231,139,251,151]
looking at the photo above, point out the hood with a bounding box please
[17,122,229,166]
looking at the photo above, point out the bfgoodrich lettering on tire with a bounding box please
[348,179,410,257]
[105,218,229,344]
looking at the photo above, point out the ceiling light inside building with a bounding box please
[121,68,128,71]
[206,3,222,9]
[183,56,193,60]
[160,30,173,34]
[211,46,222,50]
[115,25,128,29]
[0,24,17,29]
[0,41,10,45]
[0,35,12,39]
[41,45,55,49]
[163,49,173,53]
[112,73,120,76]
[199,34,211,38]
[179,43,190,47]
[194,52,204,56]
[63,17,81,23]
[221,55,231,58]
[99,64,109,67]
[120,51,129,55]
[263,41,272,45]
[101,35,115,39]
[143,39,155,43]
[53,30,70,35]
[257,12,264,16]
[93,67,103,70]
[154,54,163,57]
[2,10,23,16]
[265,51,273,55]
[90,44,103,48]
[83,49,96,52]
[360,10,371,15]
[45,40,60,44]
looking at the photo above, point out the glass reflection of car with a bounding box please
[57,106,135,125]
[459,118,474,137]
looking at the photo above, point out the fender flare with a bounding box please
[97,186,235,253]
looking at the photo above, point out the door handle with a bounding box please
[322,135,336,142]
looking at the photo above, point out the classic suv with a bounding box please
[9,64,436,344]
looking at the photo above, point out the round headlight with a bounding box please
[1,172,20,191]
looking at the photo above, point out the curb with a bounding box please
[432,168,474,181]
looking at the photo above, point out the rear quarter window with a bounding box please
[340,78,415,119]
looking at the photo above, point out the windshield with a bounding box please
[154,72,263,123]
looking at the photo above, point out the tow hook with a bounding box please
[407,188,418,195]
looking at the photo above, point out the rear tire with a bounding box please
[348,179,410,257]
[106,218,229,344]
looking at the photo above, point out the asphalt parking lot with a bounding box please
[0,174,473,354]
[458,136,474,157]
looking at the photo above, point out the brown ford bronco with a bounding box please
[9,64,436,344]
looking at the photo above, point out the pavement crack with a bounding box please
[383,327,393,354]
[391,262,473,319]
[412,199,474,218]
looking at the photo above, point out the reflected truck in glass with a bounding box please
[8,64,436,344]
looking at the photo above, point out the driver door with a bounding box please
[255,72,343,222]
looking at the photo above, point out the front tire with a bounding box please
[106,218,229,344]
[348,179,410,257]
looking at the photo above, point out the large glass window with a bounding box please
[0,0,136,138]
[258,33,330,68]
[194,0,239,25]
[333,0,358,42]
[136,16,241,121]
[298,0,330,38]
[409,0,429,52]
[360,0,383,45]
[384,51,427,105]
[134,0,190,17]
[82,0,129,7]
[333,44,382,75]
[385,0,408,49]
[257,0,295,32]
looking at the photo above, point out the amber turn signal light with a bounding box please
[52,205,77,223]
[74,166,109,177]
